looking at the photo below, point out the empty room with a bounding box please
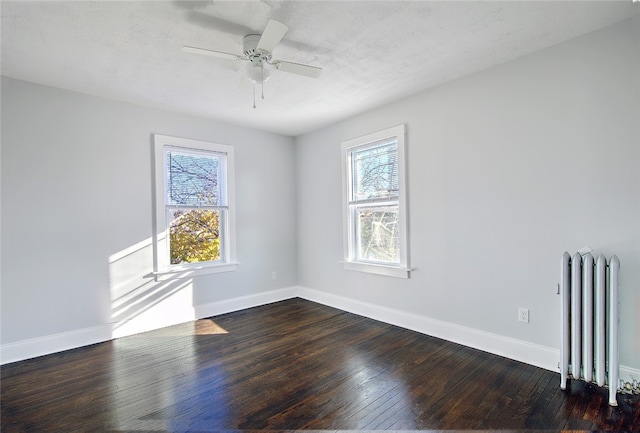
[1,1,639,432]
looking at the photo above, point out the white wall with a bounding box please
[295,18,639,372]
[1,77,298,361]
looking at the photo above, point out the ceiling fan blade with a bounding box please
[274,60,322,78]
[182,46,242,61]
[256,19,288,53]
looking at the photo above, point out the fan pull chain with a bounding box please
[252,83,256,109]
[261,62,265,100]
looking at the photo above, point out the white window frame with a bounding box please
[152,134,237,280]
[341,124,410,278]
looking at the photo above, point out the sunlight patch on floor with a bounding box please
[195,318,228,335]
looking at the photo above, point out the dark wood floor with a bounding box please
[2,298,639,432]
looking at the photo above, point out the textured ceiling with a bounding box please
[2,1,638,136]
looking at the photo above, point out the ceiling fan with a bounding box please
[183,19,322,107]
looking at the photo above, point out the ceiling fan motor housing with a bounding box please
[243,34,271,67]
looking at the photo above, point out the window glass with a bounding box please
[355,205,399,263]
[350,140,399,201]
[166,149,224,207]
[167,208,223,265]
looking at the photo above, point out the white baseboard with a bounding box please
[194,286,298,318]
[0,287,298,365]
[620,365,640,387]
[297,286,640,386]
[0,324,113,365]
[3,284,638,388]
[297,286,559,372]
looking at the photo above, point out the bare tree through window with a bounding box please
[349,140,400,263]
[166,149,225,264]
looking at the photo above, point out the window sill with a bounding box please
[342,261,411,278]
[153,262,239,281]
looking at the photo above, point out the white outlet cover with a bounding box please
[518,308,530,323]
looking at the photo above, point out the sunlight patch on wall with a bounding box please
[109,237,155,301]
[109,237,197,339]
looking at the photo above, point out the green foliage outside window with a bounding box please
[169,209,221,264]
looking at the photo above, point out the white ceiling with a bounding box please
[2,1,638,136]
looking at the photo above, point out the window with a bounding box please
[342,125,410,278]
[153,134,237,279]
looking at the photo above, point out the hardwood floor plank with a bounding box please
[443,354,519,428]
[2,298,638,432]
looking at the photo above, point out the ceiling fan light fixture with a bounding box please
[246,62,271,84]
[247,61,271,109]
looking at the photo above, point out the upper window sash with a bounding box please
[348,138,399,204]
[163,145,228,208]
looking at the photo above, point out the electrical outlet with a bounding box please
[271,271,277,280]
[518,308,530,323]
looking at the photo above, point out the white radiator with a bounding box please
[560,251,620,406]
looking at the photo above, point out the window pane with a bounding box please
[351,140,398,202]
[166,148,224,206]
[355,205,399,263]
[168,209,223,264]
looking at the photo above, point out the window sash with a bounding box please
[347,197,396,206]
[163,146,228,268]
[164,146,228,207]
[166,207,227,266]
[164,204,229,210]
[346,140,401,265]
[341,124,409,277]
[348,139,399,203]
[350,201,400,265]
[153,134,237,278]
